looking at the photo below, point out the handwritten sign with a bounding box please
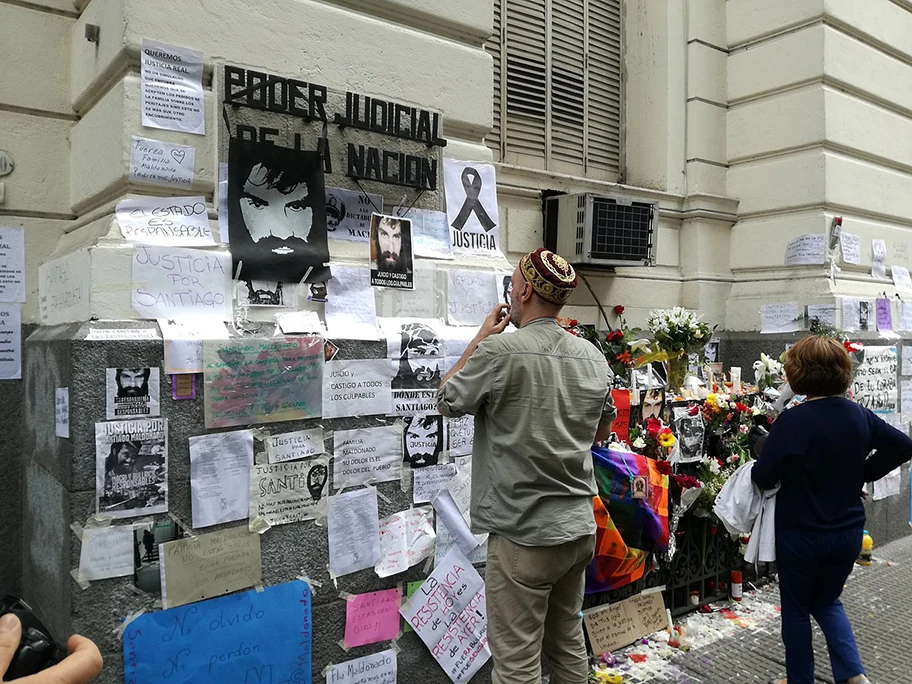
[332,426,402,489]
[760,302,800,334]
[39,250,91,325]
[78,525,134,581]
[841,232,861,264]
[322,359,393,418]
[893,266,912,291]
[873,238,887,278]
[0,304,21,379]
[610,389,631,442]
[344,588,402,648]
[117,196,213,246]
[132,245,231,320]
[902,379,912,419]
[853,345,897,414]
[249,458,329,526]
[123,581,311,684]
[413,464,457,504]
[447,415,474,457]
[783,233,825,266]
[876,297,894,332]
[583,591,668,656]
[203,337,324,428]
[161,525,262,609]
[376,506,436,577]
[325,649,396,684]
[395,206,453,260]
[0,227,25,302]
[400,548,491,682]
[159,318,229,374]
[446,269,499,326]
[266,427,325,464]
[130,136,195,188]
[806,304,837,328]
[140,39,205,135]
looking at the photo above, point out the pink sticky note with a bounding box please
[344,588,402,648]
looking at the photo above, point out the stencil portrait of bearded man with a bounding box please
[392,322,442,390]
[228,137,330,283]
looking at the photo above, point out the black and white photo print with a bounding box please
[370,213,414,289]
[237,279,290,307]
[392,321,442,390]
[672,406,705,463]
[105,367,160,420]
[228,137,330,283]
[403,414,444,468]
[95,418,168,519]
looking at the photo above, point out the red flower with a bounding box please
[735,402,749,413]
[613,305,625,315]
[844,340,863,353]
[687,403,700,416]
[567,319,579,327]
[659,427,673,437]
[616,351,632,365]
[654,460,671,475]
[645,418,662,436]
[606,330,624,342]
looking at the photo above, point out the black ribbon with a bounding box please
[451,167,496,232]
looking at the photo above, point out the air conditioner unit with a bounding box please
[547,193,658,268]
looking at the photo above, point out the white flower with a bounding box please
[629,339,652,354]
[633,437,647,449]
[709,460,721,475]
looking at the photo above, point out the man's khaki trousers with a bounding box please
[485,533,596,684]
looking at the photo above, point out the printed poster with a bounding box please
[444,159,501,256]
[403,414,445,468]
[370,213,414,290]
[203,337,324,428]
[333,426,402,489]
[105,367,161,419]
[95,418,168,519]
[250,457,330,526]
[0,304,21,379]
[325,186,383,242]
[228,138,330,283]
[140,39,205,135]
[383,318,444,416]
[237,279,294,307]
[0,226,25,302]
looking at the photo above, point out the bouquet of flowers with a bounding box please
[629,417,676,459]
[645,307,714,392]
[646,307,713,358]
[700,393,752,435]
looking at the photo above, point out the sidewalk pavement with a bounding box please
[599,532,912,683]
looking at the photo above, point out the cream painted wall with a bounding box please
[6,0,912,333]
[724,0,912,330]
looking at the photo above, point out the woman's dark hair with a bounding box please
[784,335,853,397]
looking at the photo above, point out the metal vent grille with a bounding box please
[590,198,654,262]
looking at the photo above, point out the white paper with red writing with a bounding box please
[399,547,490,682]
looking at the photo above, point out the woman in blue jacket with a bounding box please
[753,335,912,684]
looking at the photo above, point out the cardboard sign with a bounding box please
[583,590,668,656]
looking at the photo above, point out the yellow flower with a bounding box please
[706,393,717,406]
[659,432,676,448]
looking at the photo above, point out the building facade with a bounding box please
[2,0,912,681]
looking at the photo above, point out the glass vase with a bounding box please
[666,354,688,396]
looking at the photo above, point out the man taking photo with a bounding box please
[438,248,615,684]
